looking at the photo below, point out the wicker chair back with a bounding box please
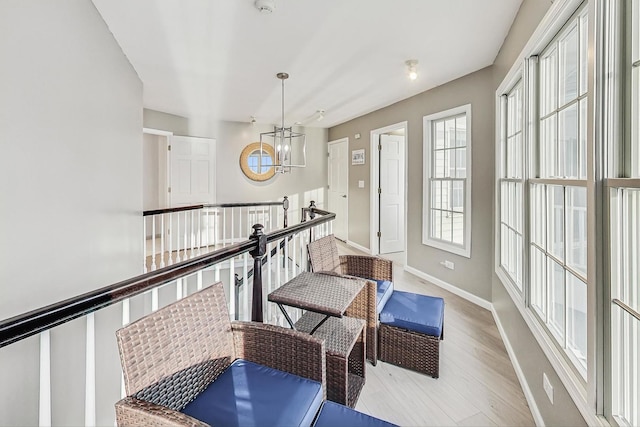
[307,234,343,274]
[116,283,235,406]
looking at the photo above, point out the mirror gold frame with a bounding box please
[239,142,276,181]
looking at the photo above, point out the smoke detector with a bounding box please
[255,0,275,13]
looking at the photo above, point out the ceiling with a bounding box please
[92,0,523,129]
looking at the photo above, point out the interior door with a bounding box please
[169,136,216,206]
[328,139,349,241]
[379,134,405,253]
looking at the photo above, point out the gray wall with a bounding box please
[491,0,587,426]
[329,66,496,302]
[329,0,587,424]
[0,0,143,425]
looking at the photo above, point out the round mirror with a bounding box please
[240,142,276,181]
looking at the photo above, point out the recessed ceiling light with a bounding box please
[255,0,275,14]
[405,59,418,81]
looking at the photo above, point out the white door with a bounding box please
[379,134,405,253]
[328,138,349,241]
[169,136,216,206]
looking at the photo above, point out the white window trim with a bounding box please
[422,104,472,258]
[496,73,525,297]
[493,0,609,426]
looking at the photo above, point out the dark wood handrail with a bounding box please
[143,200,285,216]
[0,207,334,348]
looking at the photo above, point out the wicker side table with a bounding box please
[295,312,365,408]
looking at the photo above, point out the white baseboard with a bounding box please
[404,265,492,310]
[346,240,371,255]
[491,306,545,427]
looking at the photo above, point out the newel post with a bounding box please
[282,196,289,228]
[308,200,317,220]
[249,224,267,322]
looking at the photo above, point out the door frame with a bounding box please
[327,137,349,241]
[143,127,173,208]
[369,121,408,257]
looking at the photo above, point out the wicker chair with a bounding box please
[115,282,326,427]
[307,234,393,365]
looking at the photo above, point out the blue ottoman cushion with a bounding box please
[379,291,444,337]
[374,279,394,314]
[313,401,397,427]
[181,359,323,427]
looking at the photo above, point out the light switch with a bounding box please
[358,180,365,188]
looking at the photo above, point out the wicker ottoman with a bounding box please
[378,291,444,378]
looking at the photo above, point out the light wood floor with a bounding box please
[339,243,535,427]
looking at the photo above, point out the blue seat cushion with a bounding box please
[313,401,397,427]
[181,359,323,427]
[379,291,444,337]
[374,279,394,314]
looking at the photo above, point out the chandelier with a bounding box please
[260,73,306,174]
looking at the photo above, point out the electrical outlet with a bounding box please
[543,373,554,404]
[439,260,455,270]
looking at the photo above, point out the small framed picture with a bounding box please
[351,149,365,165]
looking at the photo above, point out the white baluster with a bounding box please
[168,213,173,266]
[39,331,51,427]
[196,209,202,256]
[183,211,188,260]
[229,257,236,320]
[267,241,272,324]
[284,236,289,284]
[121,299,130,399]
[230,208,235,245]
[150,216,157,271]
[151,288,159,312]
[143,218,147,273]
[159,215,165,268]
[175,213,181,263]
[190,210,195,258]
[176,278,183,300]
[85,313,96,427]
[223,209,227,247]
[243,252,249,321]
[292,234,298,276]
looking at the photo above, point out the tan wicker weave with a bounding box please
[378,323,441,378]
[308,234,392,365]
[295,312,366,408]
[115,282,326,426]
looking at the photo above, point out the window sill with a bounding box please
[422,237,471,258]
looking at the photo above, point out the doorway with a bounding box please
[370,122,407,259]
[328,137,349,241]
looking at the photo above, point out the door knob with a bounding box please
[342,195,347,198]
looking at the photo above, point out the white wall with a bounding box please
[142,113,330,225]
[0,0,143,425]
[143,133,161,211]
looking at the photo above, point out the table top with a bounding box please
[267,271,365,317]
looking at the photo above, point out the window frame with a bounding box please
[422,104,472,258]
[494,0,603,425]
[498,77,526,293]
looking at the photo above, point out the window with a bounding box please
[423,105,472,257]
[499,80,524,290]
[531,7,589,378]
[609,0,640,425]
[496,0,640,423]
